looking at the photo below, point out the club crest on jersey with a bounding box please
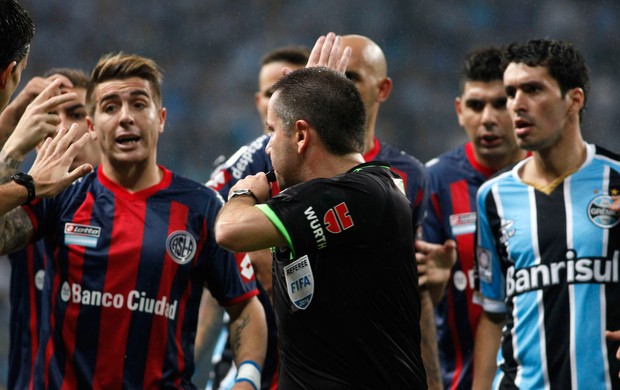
[285,255,314,310]
[166,230,197,265]
[588,194,620,228]
[64,223,101,248]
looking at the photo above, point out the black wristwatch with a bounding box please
[228,189,259,203]
[11,172,36,205]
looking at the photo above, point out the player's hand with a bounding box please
[282,32,352,76]
[606,330,620,377]
[28,124,93,198]
[416,239,457,286]
[2,78,78,161]
[0,74,73,147]
[609,196,620,212]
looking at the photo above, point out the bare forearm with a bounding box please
[227,297,267,368]
[419,288,442,390]
[0,206,33,255]
[216,198,285,252]
[472,311,504,390]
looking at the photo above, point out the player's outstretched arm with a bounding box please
[0,124,93,255]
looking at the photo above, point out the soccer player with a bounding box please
[473,39,620,389]
[418,47,528,389]
[0,53,267,389]
[215,65,427,389]
[1,68,101,389]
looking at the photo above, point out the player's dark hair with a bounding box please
[0,0,35,71]
[87,52,164,116]
[503,39,589,118]
[459,46,504,94]
[260,45,310,67]
[271,67,366,155]
[44,68,90,89]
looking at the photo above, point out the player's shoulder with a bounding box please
[592,143,620,165]
[170,171,226,204]
[477,162,519,197]
[425,144,465,172]
[378,141,426,172]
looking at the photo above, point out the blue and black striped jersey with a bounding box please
[476,144,620,389]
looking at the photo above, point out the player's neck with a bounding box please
[520,139,587,194]
[102,159,163,193]
[363,119,377,154]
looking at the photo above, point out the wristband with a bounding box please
[235,360,261,390]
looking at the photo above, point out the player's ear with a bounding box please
[376,77,392,103]
[0,61,17,89]
[566,87,584,117]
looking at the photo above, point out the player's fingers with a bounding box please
[29,78,64,105]
[326,35,342,69]
[335,46,351,74]
[318,32,336,66]
[307,35,326,67]
[37,91,79,114]
[45,74,74,89]
[65,162,93,183]
[48,124,78,156]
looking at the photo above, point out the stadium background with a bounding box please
[0,0,619,387]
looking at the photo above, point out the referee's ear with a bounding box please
[294,119,311,154]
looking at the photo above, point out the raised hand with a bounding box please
[0,74,73,148]
[28,124,93,198]
[1,78,78,161]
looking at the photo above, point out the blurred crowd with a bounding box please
[1,0,619,386]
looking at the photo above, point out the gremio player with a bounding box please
[420,47,528,389]
[473,39,620,389]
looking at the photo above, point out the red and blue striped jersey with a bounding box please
[476,144,620,389]
[207,134,278,197]
[8,240,48,389]
[364,137,428,229]
[422,142,496,390]
[23,165,257,389]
